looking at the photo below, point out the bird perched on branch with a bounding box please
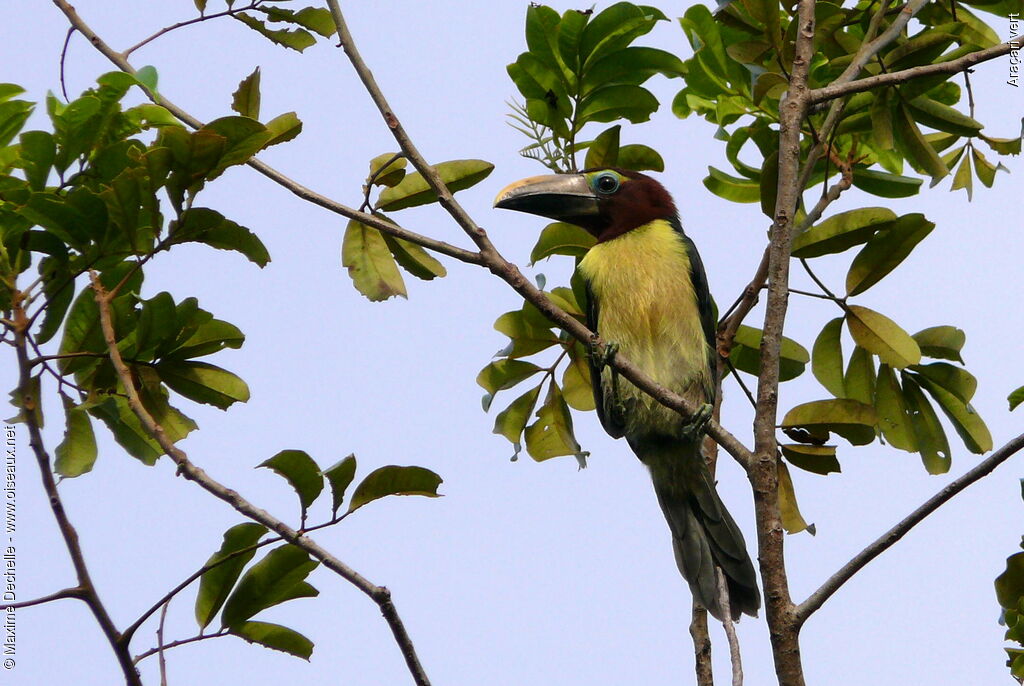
[494,168,760,621]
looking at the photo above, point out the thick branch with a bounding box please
[690,604,714,686]
[809,40,1018,103]
[797,431,1024,623]
[89,274,433,686]
[750,2,818,685]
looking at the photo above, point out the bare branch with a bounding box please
[0,586,85,610]
[89,272,433,686]
[122,2,264,58]
[797,431,1024,623]
[716,568,744,686]
[809,40,1018,104]
[134,629,229,664]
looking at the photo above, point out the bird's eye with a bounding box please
[594,172,620,194]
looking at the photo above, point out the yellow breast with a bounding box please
[578,219,711,437]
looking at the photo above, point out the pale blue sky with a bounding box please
[3,2,1023,685]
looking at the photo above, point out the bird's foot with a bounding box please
[590,340,619,371]
[681,403,713,441]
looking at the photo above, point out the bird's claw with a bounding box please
[590,340,619,371]
[681,403,713,441]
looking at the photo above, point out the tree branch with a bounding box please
[133,629,230,664]
[690,603,714,686]
[122,2,264,58]
[88,273,433,686]
[749,1,818,684]
[809,39,1019,104]
[796,431,1024,623]
[0,586,85,610]
[11,301,141,686]
[716,568,744,686]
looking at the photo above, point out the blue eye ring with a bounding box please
[592,172,620,195]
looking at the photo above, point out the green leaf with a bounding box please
[258,450,324,513]
[949,150,973,200]
[263,112,303,147]
[341,220,406,301]
[157,360,250,410]
[169,207,271,267]
[231,67,261,120]
[382,234,446,281]
[914,374,992,454]
[375,159,494,211]
[909,362,977,404]
[729,325,809,382]
[759,150,779,219]
[791,207,897,258]
[234,13,316,52]
[258,6,336,38]
[616,144,664,172]
[562,341,596,412]
[845,214,935,296]
[584,125,620,168]
[230,621,314,660]
[780,444,840,476]
[913,325,965,362]
[894,103,949,183]
[900,376,952,474]
[36,260,74,345]
[1009,385,1024,411]
[530,222,596,263]
[781,399,878,446]
[347,465,443,513]
[19,130,55,191]
[368,153,407,188]
[844,345,876,406]
[777,462,811,534]
[493,384,542,448]
[524,383,582,461]
[492,309,558,358]
[850,168,923,198]
[812,317,845,397]
[135,66,159,93]
[703,166,760,203]
[582,47,684,95]
[971,146,1004,188]
[477,359,544,395]
[874,364,917,452]
[195,523,268,629]
[907,96,984,138]
[222,545,319,628]
[54,396,98,478]
[576,85,659,125]
[322,454,356,516]
[997,553,1024,610]
[579,2,664,68]
[846,306,921,369]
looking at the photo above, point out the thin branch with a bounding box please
[134,629,229,664]
[11,300,141,686]
[59,26,75,101]
[0,586,85,610]
[797,431,1024,623]
[809,39,1017,104]
[157,601,170,686]
[122,2,263,58]
[89,272,433,686]
[798,259,843,304]
[716,568,744,686]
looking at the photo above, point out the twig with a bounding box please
[89,272,433,686]
[716,568,744,686]
[796,431,1024,623]
[0,586,85,610]
[134,629,229,664]
[59,27,75,101]
[122,2,264,58]
[808,39,1017,104]
[157,601,170,686]
[798,259,843,304]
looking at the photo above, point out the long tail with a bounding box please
[633,438,761,621]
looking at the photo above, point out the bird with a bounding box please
[494,168,760,621]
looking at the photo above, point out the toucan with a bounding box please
[494,168,760,621]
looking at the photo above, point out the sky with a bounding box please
[2,2,1023,685]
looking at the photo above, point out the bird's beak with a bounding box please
[493,174,599,223]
